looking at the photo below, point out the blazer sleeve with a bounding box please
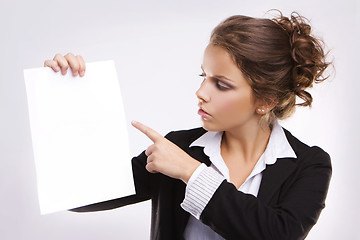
[199,147,332,240]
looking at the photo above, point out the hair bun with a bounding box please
[273,12,330,106]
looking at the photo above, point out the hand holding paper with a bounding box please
[44,53,86,77]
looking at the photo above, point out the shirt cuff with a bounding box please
[180,165,225,220]
[187,163,207,189]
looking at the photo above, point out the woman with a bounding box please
[44,11,332,240]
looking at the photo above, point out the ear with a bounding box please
[255,98,278,115]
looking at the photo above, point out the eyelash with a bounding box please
[199,73,231,91]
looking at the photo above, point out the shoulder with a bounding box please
[164,127,207,148]
[283,128,331,167]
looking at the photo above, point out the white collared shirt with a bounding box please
[181,122,297,240]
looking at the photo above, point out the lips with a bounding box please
[198,108,212,120]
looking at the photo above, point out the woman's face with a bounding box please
[196,44,261,132]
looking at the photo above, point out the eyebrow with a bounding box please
[201,65,234,83]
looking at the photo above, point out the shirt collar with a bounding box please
[190,121,297,165]
[264,121,297,163]
[189,121,297,187]
[191,130,228,175]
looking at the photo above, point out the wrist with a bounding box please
[181,158,201,184]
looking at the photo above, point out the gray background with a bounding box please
[1,0,359,239]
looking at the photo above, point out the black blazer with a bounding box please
[72,127,332,240]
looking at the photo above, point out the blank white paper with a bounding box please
[24,61,135,214]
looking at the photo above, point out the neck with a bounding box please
[221,120,271,164]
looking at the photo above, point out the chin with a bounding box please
[200,120,223,132]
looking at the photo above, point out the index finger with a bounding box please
[131,121,163,143]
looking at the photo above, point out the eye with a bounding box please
[215,79,231,91]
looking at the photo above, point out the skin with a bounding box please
[44,45,274,187]
[44,53,86,77]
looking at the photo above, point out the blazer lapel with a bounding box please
[188,146,211,165]
[257,158,297,204]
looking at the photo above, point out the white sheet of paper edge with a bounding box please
[24,61,135,214]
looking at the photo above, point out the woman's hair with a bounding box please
[210,10,331,124]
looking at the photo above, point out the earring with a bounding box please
[256,108,266,114]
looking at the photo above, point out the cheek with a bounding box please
[217,94,255,116]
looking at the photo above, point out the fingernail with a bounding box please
[79,71,85,77]
[73,71,78,77]
[131,120,138,125]
[54,66,60,72]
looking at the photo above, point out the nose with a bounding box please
[195,80,211,103]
